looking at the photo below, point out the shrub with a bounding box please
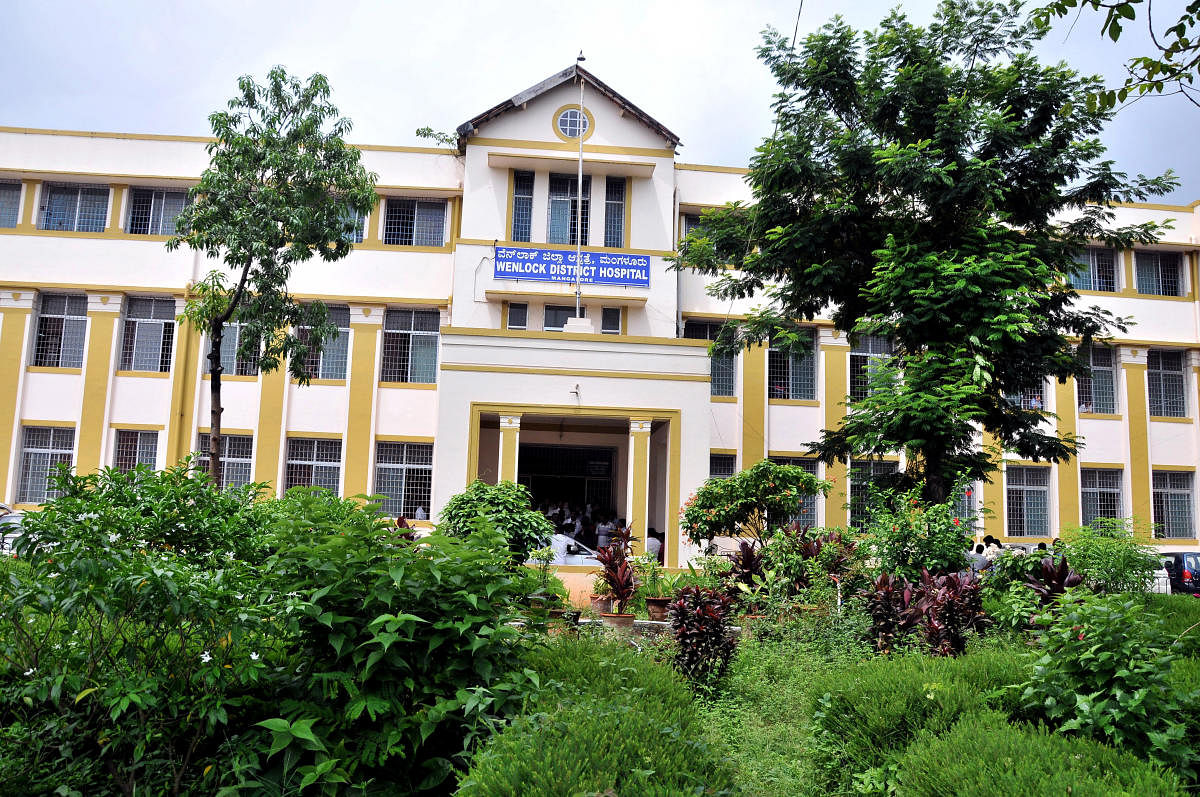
[1020,591,1198,779]
[1146,592,1200,657]
[1025,555,1085,604]
[981,547,1042,595]
[439,479,553,562]
[988,582,1042,632]
[895,711,1185,796]
[763,525,868,601]
[862,570,988,656]
[1059,517,1159,593]
[668,586,737,689]
[861,483,969,579]
[680,459,828,544]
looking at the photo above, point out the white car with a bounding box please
[0,506,24,554]
[548,533,601,567]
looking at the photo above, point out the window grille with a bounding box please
[601,307,621,335]
[32,293,88,368]
[770,456,820,524]
[850,335,892,401]
[195,433,254,489]
[285,438,342,493]
[374,442,433,517]
[383,198,446,246]
[768,330,817,400]
[126,188,187,235]
[1069,247,1117,292]
[1006,383,1046,411]
[0,181,20,228]
[1081,468,1122,525]
[1136,251,1183,296]
[300,304,351,380]
[1006,466,1050,537]
[557,108,589,138]
[507,303,528,330]
[380,308,439,383]
[682,213,703,240]
[684,320,736,397]
[1153,471,1194,539]
[548,173,590,245]
[709,453,736,480]
[1077,345,1116,414]
[38,183,109,232]
[18,426,74,503]
[1148,350,1187,417]
[952,483,978,528]
[119,297,175,372]
[544,305,581,331]
[211,321,260,376]
[113,430,158,473]
[604,176,625,247]
[849,460,898,529]
[511,171,533,242]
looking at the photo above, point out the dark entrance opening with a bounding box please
[518,444,616,515]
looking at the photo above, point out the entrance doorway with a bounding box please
[518,444,616,515]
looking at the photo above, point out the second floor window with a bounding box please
[850,335,892,401]
[0,181,20,228]
[195,433,254,489]
[548,173,589,245]
[381,308,439,383]
[119,297,175,373]
[768,330,817,401]
[1148,350,1186,417]
[684,320,736,397]
[384,198,446,246]
[1136,251,1184,297]
[1006,383,1045,411]
[544,305,580,332]
[604,177,625,247]
[33,293,88,368]
[1077,344,1116,414]
[511,171,533,242]
[39,183,109,232]
[1070,247,1117,292]
[507,302,528,330]
[212,321,260,377]
[300,304,350,380]
[600,307,621,335]
[127,188,187,235]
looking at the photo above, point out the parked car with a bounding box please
[1162,552,1200,595]
[547,533,601,567]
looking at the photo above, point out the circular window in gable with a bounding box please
[553,105,594,141]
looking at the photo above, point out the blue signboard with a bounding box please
[493,245,651,288]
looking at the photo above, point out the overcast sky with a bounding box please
[3,0,1196,201]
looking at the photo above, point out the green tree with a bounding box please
[675,1,1175,503]
[168,67,377,484]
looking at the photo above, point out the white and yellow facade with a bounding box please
[2,65,1200,564]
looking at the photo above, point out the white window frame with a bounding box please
[1006,465,1051,537]
[1153,470,1195,539]
[126,187,188,235]
[32,293,88,369]
[37,183,110,232]
[382,197,447,247]
[119,297,176,373]
[380,308,439,384]
[285,438,343,494]
[113,429,158,473]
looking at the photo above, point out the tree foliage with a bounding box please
[168,67,377,482]
[675,1,1175,502]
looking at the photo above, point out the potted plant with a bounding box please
[634,553,676,621]
[589,574,613,614]
[596,527,639,630]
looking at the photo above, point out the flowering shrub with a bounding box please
[860,482,970,580]
[679,459,828,545]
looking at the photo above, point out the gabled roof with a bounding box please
[455,64,682,150]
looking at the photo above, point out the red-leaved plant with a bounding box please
[1026,556,1084,605]
[862,569,989,656]
[595,526,638,614]
[667,586,737,687]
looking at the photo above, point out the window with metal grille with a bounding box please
[682,213,703,240]
[1006,466,1050,537]
[601,307,621,335]
[544,305,582,331]
[1069,247,1117,292]
[374,441,433,517]
[557,108,589,138]
[32,293,88,368]
[548,173,590,245]
[768,330,817,400]
[1153,471,1194,539]
[285,438,342,493]
[0,181,20,228]
[1135,251,1183,296]
[113,430,158,473]
[507,303,528,330]
[1077,345,1116,414]
[1148,350,1187,417]
[126,188,187,235]
[298,304,350,380]
[38,183,109,232]
[952,482,978,528]
[684,320,736,397]
[383,198,446,246]
[339,204,365,244]
[210,321,260,377]
[195,433,254,489]
[511,171,533,242]
[604,177,625,247]
[1081,468,1122,525]
[850,335,892,401]
[849,460,898,529]
[119,297,175,372]
[770,456,820,524]
[18,426,74,503]
[381,308,439,383]
[1006,383,1046,411]
[709,453,736,480]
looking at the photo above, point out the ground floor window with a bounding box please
[1006,466,1050,537]
[18,426,74,503]
[1153,471,1194,539]
[374,441,433,519]
[195,433,254,489]
[285,438,342,493]
[709,453,736,480]
[770,456,819,526]
[849,459,898,529]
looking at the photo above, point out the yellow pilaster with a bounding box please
[165,319,201,466]
[822,339,851,528]
[16,181,40,231]
[1122,249,1135,294]
[628,417,652,555]
[666,414,681,569]
[254,364,288,492]
[1055,378,1080,534]
[740,344,766,467]
[1124,357,1152,531]
[499,414,521,482]
[0,307,32,503]
[76,299,120,475]
[343,321,380,497]
[981,432,1005,541]
[364,195,383,246]
[106,185,127,233]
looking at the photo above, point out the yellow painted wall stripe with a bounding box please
[76,311,118,474]
[0,309,31,502]
[740,344,766,467]
[822,345,850,528]
[500,426,520,482]
[981,432,1005,540]
[629,425,650,556]
[1055,379,1080,531]
[165,323,200,466]
[1124,362,1152,528]
[17,180,39,230]
[254,366,288,492]
[343,324,379,497]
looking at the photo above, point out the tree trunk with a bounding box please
[921,450,951,505]
[208,320,224,486]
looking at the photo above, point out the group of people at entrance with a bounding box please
[539,501,664,564]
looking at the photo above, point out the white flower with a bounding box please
[200,651,212,663]
[250,652,259,661]
[23,668,34,676]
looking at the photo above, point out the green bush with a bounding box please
[438,479,553,562]
[459,636,735,796]
[861,482,969,579]
[1146,592,1200,657]
[895,711,1185,796]
[981,548,1042,595]
[1059,517,1159,593]
[680,458,828,544]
